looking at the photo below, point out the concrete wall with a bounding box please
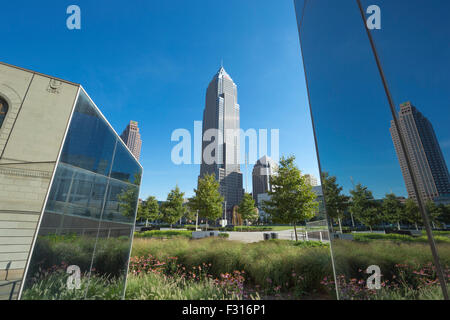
[0,63,79,289]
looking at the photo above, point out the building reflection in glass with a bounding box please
[21,90,142,300]
[294,0,449,300]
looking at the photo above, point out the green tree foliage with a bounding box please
[425,200,443,228]
[349,183,382,231]
[321,172,349,232]
[137,201,149,222]
[184,199,198,223]
[404,198,422,230]
[381,193,405,230]
[262,156,318,241]
[161,186,186,228]
[238,193,259,225]
[188,174,224,228]
[440,204,450,225]
[137,196,160,225]
[118,186,139,218]
[118,173,141,219]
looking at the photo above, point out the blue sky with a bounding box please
[2,1,448,201]
[295,0,450,198]
[0,0,319,201]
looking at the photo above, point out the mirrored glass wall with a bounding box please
[20,90,142,300]
[294,0,449,300]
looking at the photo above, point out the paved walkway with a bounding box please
[226,229,328,243]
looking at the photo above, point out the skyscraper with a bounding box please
[199,67,244,217]
[120,120,142,161]
[252,155,278,202]
[390,102,450,203]
[304,174,319,187]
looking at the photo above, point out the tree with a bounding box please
[145,196,160,226]
[161,185,186,228]
[425,200,443,229]
[321,172,349,233]
[349,183,381,231]
[137,200,149,223]
[238,193,259,226]
[137,196,160,226]
[439,204,450,226]
[262,156,318,241]
[188,174,224,230]
[118,173,141,219]
[184,199,198,224]
[381,193,405,230]
[404,198,421,230]
[118,186,139,219]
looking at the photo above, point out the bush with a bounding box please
[22,265,124,300]
[134,230,193,239]
[353,233,450,243]
[131,237,333,297]
[27,235,131,280]
[125,272,249,300]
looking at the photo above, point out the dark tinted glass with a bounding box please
[60,92,116,176]
[294,0,448,300]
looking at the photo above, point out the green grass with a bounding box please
[332,239,450,280]
[353,233,450,243]
[29,235,131,278]
[131,237,332,295]
[125,273,250,300]
[372,285,444,300]
[21,272,124,300]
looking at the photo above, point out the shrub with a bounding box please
[134,230,193,239]
[22,263,124,300]
[130,238,333,297]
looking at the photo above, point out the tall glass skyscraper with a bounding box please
[199,67,244,217]
[390,102,450,203]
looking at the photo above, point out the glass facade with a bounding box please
[20,90,142,300]
[294,0,449,300]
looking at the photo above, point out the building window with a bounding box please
[0,96,8,129]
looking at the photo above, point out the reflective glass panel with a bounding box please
[294,0,448,300]
[21,90,142,300]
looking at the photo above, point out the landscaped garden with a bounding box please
[125,237,450,300]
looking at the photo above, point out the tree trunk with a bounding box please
[293,222,298,242]
[415,223,418,231]
[397,221,400,230]
[338,218,343,233]
[195,211,199,231]
[369,226,372,232]
[146,219,149,227]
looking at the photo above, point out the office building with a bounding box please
[199,67,244,219]
[304,174,319,187]
[390,102,450,203]
[252,155,278,202]
[120,121,142,161]
[0,62,142,300]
